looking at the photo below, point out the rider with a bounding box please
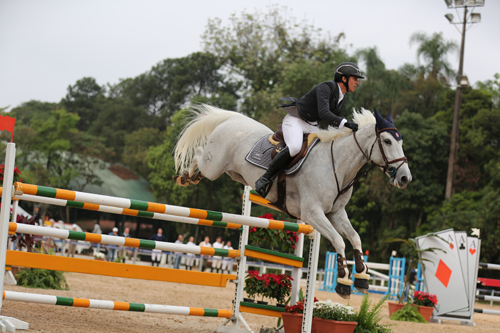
[255,62,365,197]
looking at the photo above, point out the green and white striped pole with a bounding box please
[3,290,232,317]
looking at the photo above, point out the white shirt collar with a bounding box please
[338,83,345,105]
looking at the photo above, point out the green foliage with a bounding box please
[123,127,161,178]
[409,32,458,83]
[390,304,427,323]
[354,295,392,333]
[16,268,69,290]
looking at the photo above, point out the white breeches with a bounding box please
[151,250,162,261]
[222,260,232,271]
[212,258,222,269]
[185,255,195,267]
[282,114,319,157]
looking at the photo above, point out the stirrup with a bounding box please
[256,179,273,198]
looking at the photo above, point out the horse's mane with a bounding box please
[315,108,376,142]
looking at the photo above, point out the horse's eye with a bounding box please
[384,139,392,145]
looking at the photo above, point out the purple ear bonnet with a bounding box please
[374,108,402,141]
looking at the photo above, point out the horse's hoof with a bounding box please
[335,283,351,300]
[188,171,204,184]
[173,175,189,187]
[354,274,370,294]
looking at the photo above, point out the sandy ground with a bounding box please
[2,271,500,333]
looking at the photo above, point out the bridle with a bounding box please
[330,124,408,206]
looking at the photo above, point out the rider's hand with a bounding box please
[345,121,358,132]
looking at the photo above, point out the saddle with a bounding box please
[269,124,317,168]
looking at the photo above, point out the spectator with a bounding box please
[92,220,102,252]
[118,227,131,263]
[199,236,211,272]
[33,206,41,225]
[149,228,167,267]
[221,240,233,274]
[67,224,78,257]
[185,236,196,270]
[173,235,184,269]
[106,227,119,262]
[92,220,102,234]
[211,236,223,273]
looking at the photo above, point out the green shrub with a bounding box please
[16,268,69,290]
[390,304,427,323]
[354,295,392,333]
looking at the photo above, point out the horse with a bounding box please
[173,105,412,298]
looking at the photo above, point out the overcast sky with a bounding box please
[1,0,499,111]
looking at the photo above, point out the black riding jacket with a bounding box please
[296,80,346,126]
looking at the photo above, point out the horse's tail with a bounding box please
[174,104,240,173]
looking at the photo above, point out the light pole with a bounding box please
[444,0,484,199]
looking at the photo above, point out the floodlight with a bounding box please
[459,76,470,87]
[445,13,454,22]
[465,0,475,5]
[455,0,464,6]
[471,12,481,22]
[475,0,485,6]
[444,0,453,7]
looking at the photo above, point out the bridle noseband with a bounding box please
[330,124,408,206]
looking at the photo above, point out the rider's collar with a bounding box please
[374,108,402,141]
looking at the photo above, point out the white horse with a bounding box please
[174,105,412,298]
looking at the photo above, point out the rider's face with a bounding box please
[348,76,359,92]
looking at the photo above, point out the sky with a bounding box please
[1,0,499,111]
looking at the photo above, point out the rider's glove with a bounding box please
[344,121,358,132]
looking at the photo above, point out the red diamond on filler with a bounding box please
[435,259,452,287]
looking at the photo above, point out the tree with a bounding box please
[9,100,59,126]
[409,32,458,83]
[122,127,161,179]
[115,52,232,128]
[62,77,105,131]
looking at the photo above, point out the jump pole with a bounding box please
[1,189,242,230]
[9,222,240,258]
[13,183,314,234]
[3,290,232,318]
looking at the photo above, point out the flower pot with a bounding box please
[276,303,286,308]
[313,318,358,333]
[257,300,268,305]
[94,258,105,261]
[388,302,405,318]
[243,298,255,303]
[282,313,316,333]
[417,305,434,322]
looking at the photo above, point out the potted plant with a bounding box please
[268,273,292,306]
[94,252,105,261]
[283,298,318,333]
[412,291,437,322]
[386,235,445,317]
[244,270,270,304]
[312,300,358,333]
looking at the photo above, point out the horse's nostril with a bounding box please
[401,176,408,184]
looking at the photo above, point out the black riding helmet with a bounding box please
[334,62,365,92]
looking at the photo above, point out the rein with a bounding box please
[330,125,408,207]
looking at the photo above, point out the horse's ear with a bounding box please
[386,113,394,125]
[374,108,384,129]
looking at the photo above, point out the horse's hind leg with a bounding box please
[327,209,369,294]
[301,208,352,299]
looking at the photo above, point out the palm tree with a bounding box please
[409,32,458,83]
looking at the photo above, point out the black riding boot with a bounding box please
[255,147,293,197]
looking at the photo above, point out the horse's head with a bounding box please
[372,108,412,189]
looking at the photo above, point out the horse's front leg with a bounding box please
[301,207,352,299]
[327,209,369,294]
